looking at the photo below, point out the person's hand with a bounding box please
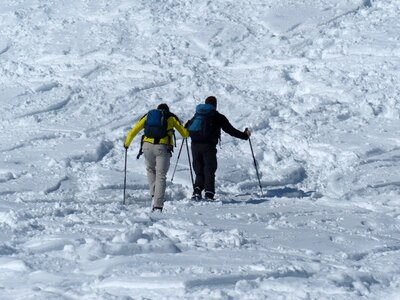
[124,143,129,150]
[245,128,251,137]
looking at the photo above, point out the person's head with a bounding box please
[205,96,217,108]
[157,103,169,112]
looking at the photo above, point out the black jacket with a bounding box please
[190,110,248,145]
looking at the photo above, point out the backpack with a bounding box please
[188,104,216,142]
[144,109,169,140]
[137,109,173,159]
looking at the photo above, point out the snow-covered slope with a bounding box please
[1,0,400,299]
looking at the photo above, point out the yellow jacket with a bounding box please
[124,111,189,148]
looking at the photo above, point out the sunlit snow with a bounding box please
[1,0,400,299]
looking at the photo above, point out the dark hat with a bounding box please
[157,103,169,111]
[205,96,217,108]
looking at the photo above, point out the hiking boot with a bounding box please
[191,194,202,201]
[152,206,163,213]
[191,187,202,201]
[204,191,215,200]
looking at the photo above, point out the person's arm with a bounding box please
[219,113,249,140]
[124,115,146,148]
[172,115,189,138]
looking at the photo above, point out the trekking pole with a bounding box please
[185,138,195,187]
[171,138,185,182]
[123,147,128,205]
[248,135,263,195]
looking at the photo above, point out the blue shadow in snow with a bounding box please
[221,187,314,205]
[265,187,314,198]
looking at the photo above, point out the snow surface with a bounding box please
[1,0,400,299]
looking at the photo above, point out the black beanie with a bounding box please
[205,96,217,108]
[157,103,169,111]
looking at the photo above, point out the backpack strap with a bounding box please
[172,129,176,147]
[136,135,145,159]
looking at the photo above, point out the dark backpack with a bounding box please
[188,104,216,142]
[144,109,169,140]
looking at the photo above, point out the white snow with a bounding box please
[1,0,400,299]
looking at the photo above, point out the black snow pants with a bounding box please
[191,142,218,196]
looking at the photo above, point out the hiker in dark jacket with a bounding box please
[187,96,251,200]
[124,103,189,212]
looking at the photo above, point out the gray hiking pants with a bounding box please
[142,142,171,208]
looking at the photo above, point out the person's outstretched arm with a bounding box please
[219,113,249,140]
[124,115,146,148]
[171,114,189,138]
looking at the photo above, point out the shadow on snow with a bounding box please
[221,187,315,205]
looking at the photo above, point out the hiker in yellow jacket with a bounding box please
[124,103,189,212]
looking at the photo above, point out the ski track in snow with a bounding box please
[1,0,400,299]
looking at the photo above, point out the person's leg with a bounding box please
[203,145,217,199]
[191,143,205,198]
[153,144,171,208]
[142,143,156,200]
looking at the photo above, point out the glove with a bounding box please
[244,128,251,137]
[124,143,129,150]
